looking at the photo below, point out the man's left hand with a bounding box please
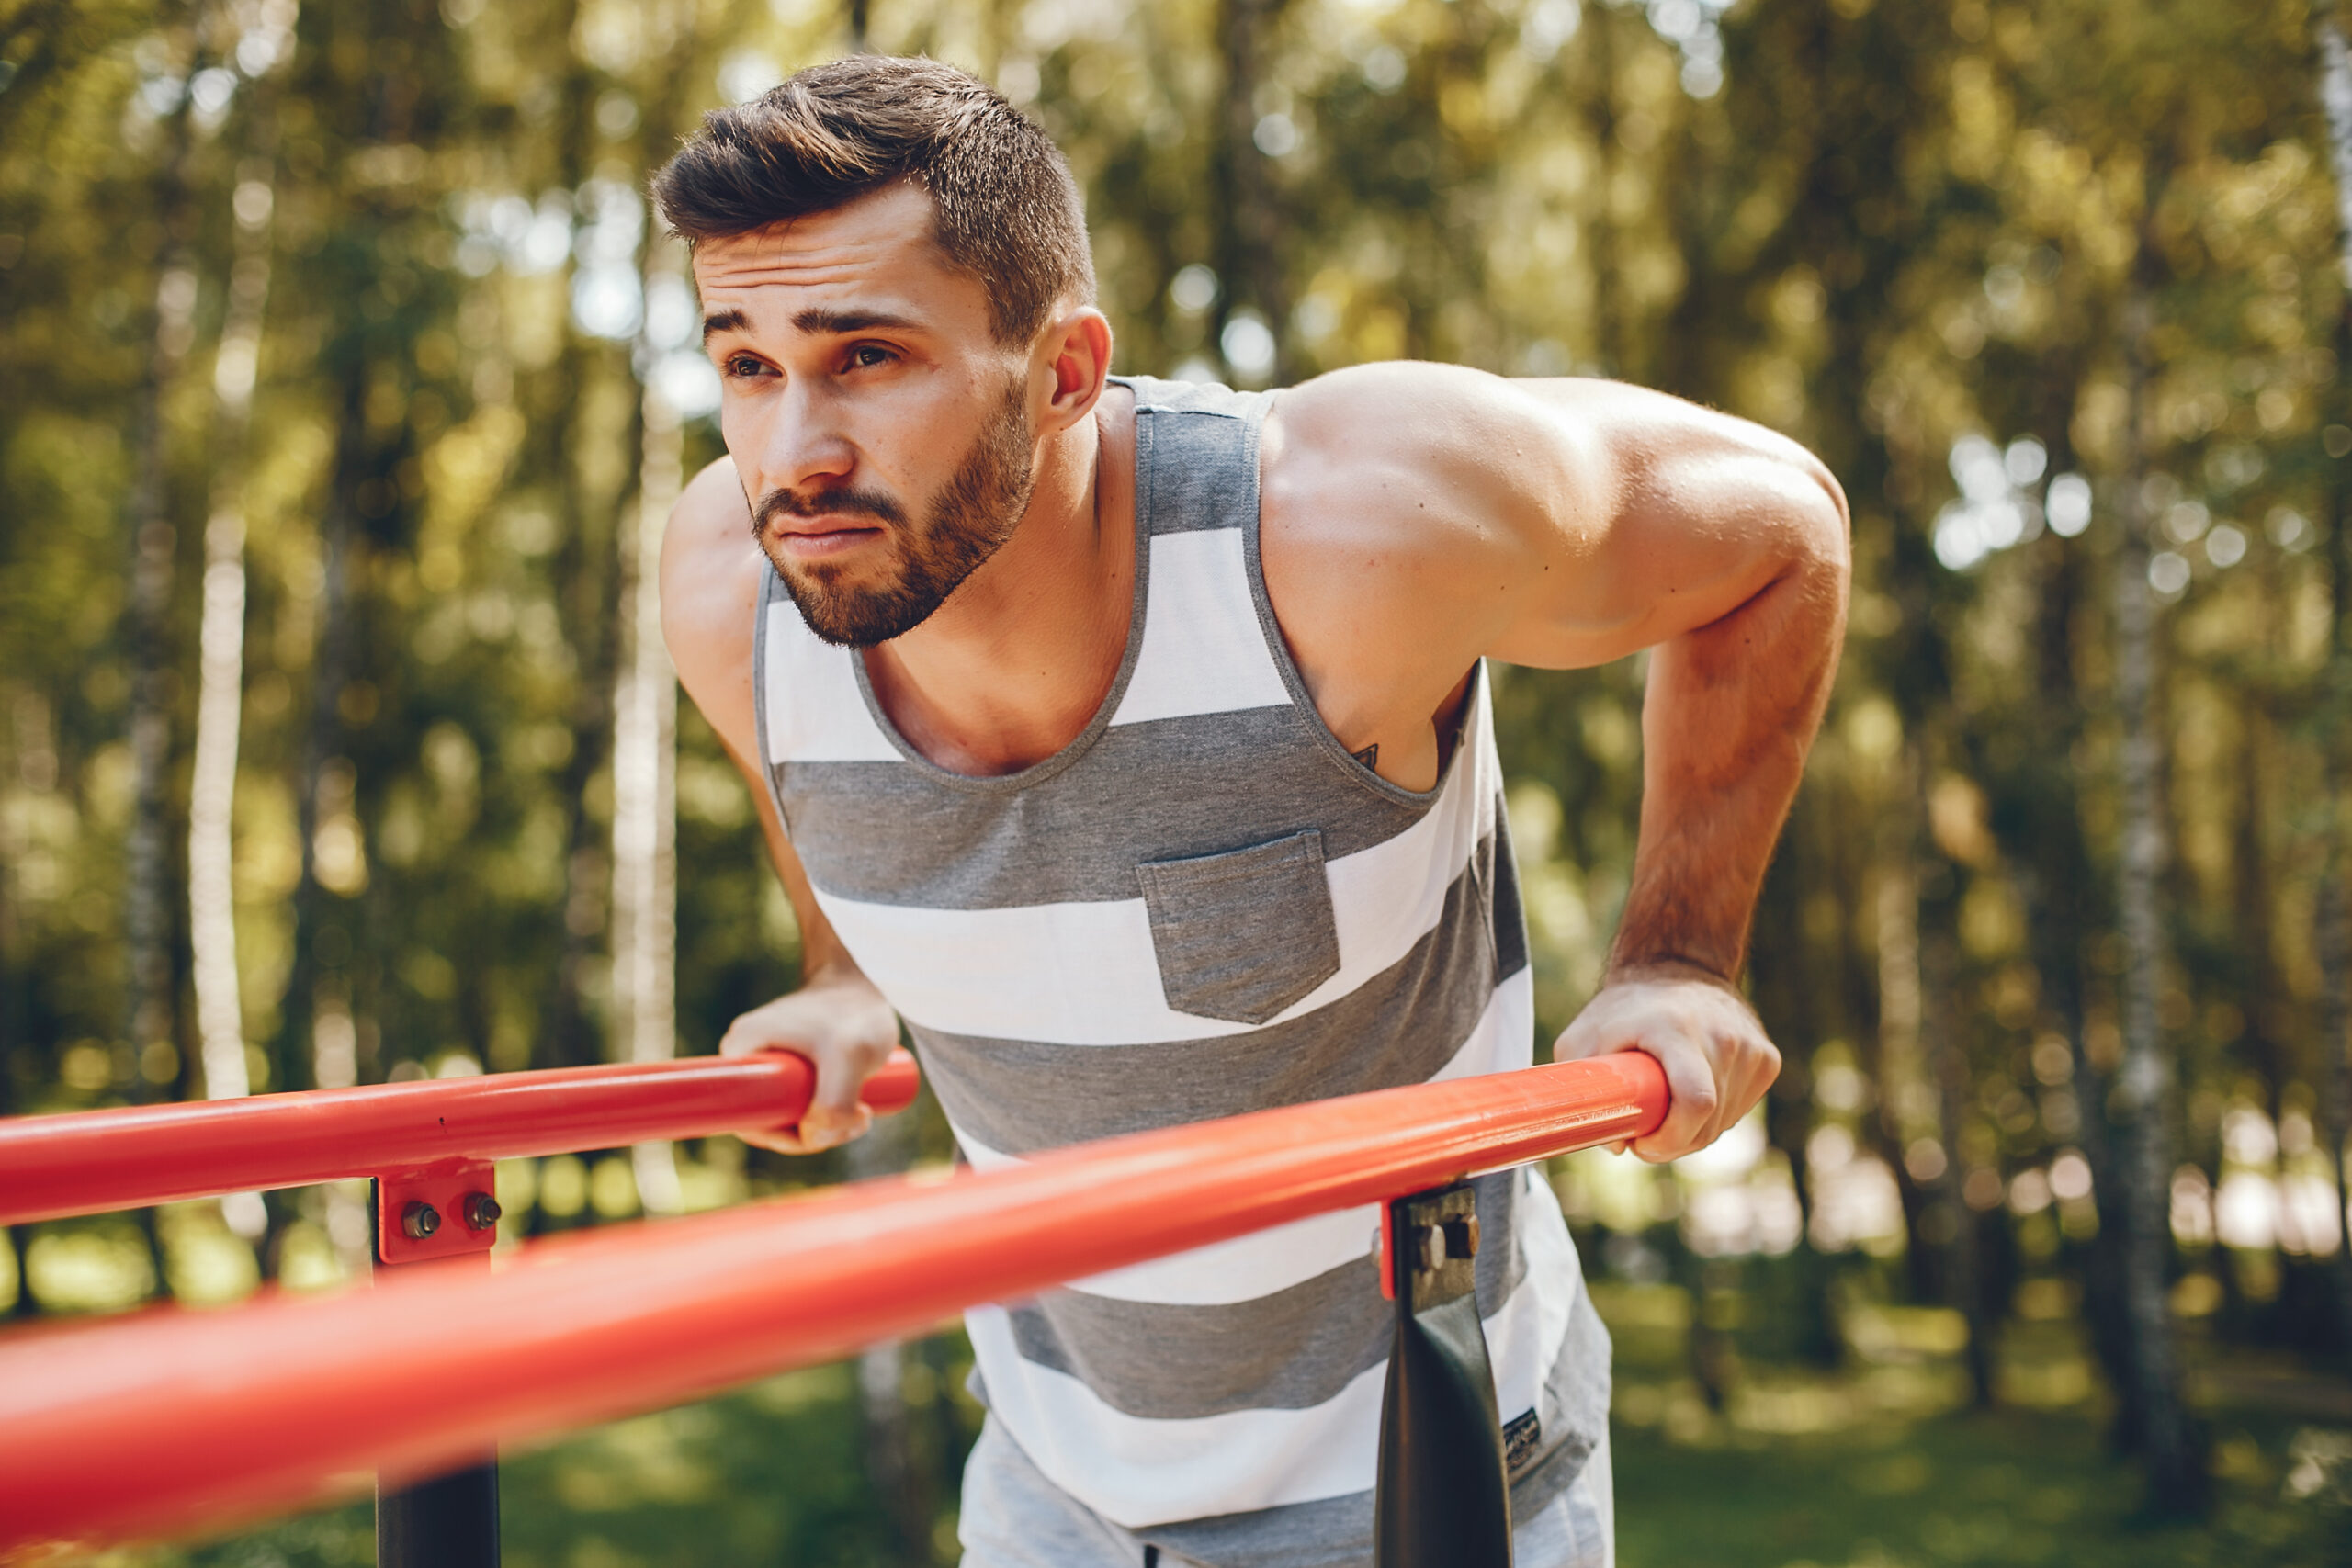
[1553,966,1781,1163]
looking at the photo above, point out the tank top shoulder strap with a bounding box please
[1102,376,1295,728]
[1113,375,1270,539]
[752,567,900,773]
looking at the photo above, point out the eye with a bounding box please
[723,354,772,379]
[846,343,897,370]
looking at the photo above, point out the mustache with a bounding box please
[753,485,908,530]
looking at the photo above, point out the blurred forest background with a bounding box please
[5,0,2352,1562]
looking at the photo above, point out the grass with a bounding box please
[1612,1393,2350,1568]
[1599,1273,2352,1568]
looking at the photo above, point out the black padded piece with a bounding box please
[1373,1181,1513,1568]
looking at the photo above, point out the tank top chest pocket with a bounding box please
[1135,829,1342,1026]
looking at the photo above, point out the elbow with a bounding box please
[1788,456,1851,595]
[1752,457,1849,657]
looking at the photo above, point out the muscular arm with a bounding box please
[662,456,899,1152]
[1502,378,1850,989]
[1263,365,1849,1158]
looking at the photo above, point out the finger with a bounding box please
[1552,1019,1603,1063]
[1724,1052,1776,1129]
[740,1125,817,1156]
[797,1100,874,1152]
[1743,1038,1784,1112]
[802,1043,885,1138]
[1711,1035,1777,1134]
[1632,1040,1714,1160]
[719,1016,786,1060]
[1553,999,1633,1065]
[1631,1041,1719,1164]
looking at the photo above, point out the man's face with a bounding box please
[695,184,1037,648]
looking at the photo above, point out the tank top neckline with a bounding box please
[843,387,1157,795]
[830,374,1473,811]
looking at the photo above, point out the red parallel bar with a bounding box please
[0,1052,1665,1557]
[0,1049,921,1226]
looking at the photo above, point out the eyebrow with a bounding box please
[791,307,922,335]
[701,305,925,345]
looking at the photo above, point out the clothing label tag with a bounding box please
[1503,1408,1542,1472]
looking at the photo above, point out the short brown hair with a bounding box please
[652,56,1095,344]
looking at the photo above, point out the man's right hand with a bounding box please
[718,966,903,1154]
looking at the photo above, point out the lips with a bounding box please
[771,516,880,536]
[768,519,883,559]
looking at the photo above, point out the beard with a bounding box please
[753,378,1037,649]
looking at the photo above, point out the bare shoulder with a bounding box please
[1265,362,1598,520]
[1254,365,1602,753]
[661,455,767,758]
[1257,364,1618,615]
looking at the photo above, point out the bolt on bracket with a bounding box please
[375,1159,501,1267]
[1375,1181,1480,1304]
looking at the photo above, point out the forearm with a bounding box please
[1608,545,1846,985]
[756,811,874,993]
[723,725,879,998]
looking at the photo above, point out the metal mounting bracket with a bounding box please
[1376,1182,1482,1303]
[374,1159,501,1268]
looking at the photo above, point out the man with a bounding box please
[655,55,1846,1568]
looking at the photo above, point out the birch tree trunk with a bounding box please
[188,104,284,1241]
[2109,263,2206,1508]
[2311,0,2352,1368]
[613,243,684,1217]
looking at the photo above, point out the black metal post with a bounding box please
[379,1462,500,1568]
[370,1178,503,1567]
[1373,1180,1512,1568]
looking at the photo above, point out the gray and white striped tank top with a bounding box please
[752,376,1611,1557]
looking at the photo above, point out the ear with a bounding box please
[1035,306,1113,434]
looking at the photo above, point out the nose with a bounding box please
[752,377,858,499]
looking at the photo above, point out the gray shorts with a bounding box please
[958,1416,1614,1568]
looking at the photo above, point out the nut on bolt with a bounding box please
[401,1201,441,1240]
[462,1191,503,1232]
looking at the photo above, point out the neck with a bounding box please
[864,385,1137,776]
